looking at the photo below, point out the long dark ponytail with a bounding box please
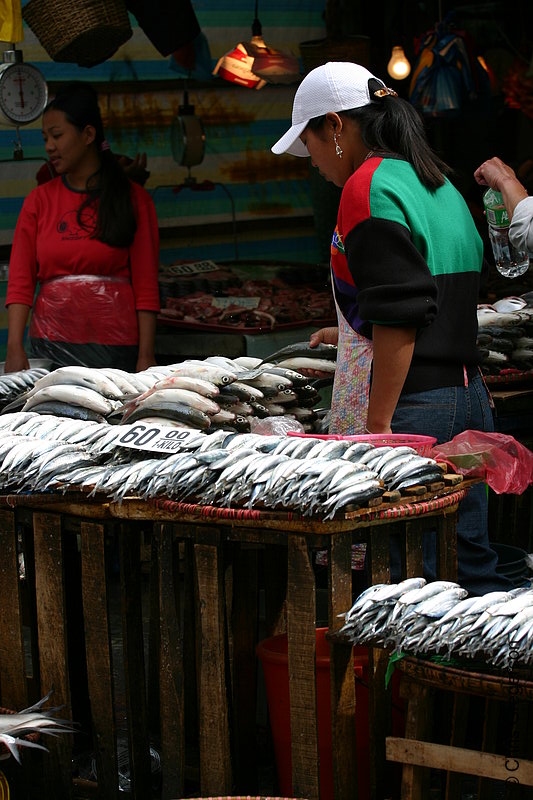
[44,82,137,247]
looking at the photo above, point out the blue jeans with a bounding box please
[390,373,512,596]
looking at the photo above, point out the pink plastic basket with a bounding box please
[286,432,437,456]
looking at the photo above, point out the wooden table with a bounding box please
[0,483,468,800]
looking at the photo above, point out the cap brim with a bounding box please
[271,121,309,157]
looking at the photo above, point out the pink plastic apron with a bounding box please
[329,299,373,435]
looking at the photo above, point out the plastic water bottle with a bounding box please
[483,188,529,278]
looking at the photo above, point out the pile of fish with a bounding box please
[0,689,75,763]
[1,343,337,433]
[0,366,50,408]
[339,578,533,669]
[477,294,533,374]
[0,414,445,518]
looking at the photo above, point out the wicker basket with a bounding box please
[22,0,132,67]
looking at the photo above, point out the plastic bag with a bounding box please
[431,430,533,494]
[250,416,305,436]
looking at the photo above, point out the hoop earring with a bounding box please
[334,132,343,158]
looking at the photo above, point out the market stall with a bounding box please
[0,338,530,800]
[0,480,467,800]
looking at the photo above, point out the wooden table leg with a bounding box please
[0,509,28,710]
[328,531,358,800]
[193,528,232,795]
[437,510,458,582]
[230,541,259,793]
[80,520,119,800]
[33,511,73,800]
[119,522,152,797]
[287,535,320,800]
[157,523,185,800]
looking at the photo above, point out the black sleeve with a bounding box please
[345,217,438,328]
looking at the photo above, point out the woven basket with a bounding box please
[22,0,132,67]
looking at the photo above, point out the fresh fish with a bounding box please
[168,361,238,385]
[273,357,337,373]
[22,385,120,416]
[123,402,212,430]
[149,375,220,398]
[0,690,75,764]
[25,400,107,424]
[27,366,125,399]
[129,388,220,416]
[492,296,528,313]
[263,341,338,364]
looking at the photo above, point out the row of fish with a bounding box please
[2,343,338,433]
[0,413,444,517]
[0,367,50,404]
[477,294,533,374]
[339,577,533,669]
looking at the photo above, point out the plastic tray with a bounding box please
[286,432,437,456]
[157,315,336,335]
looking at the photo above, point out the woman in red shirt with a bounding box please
[6,82,160,373]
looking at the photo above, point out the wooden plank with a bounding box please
[80,521,119,800]
[437,510,458,581]
[147,531,161,734]
[193,533,232,794]
[386,737,533,785]
[230,544,259,792]
[119,523,152,797]
[157,523,185,800]
[404,520,424,579]
[287,535,320,800]
[263,543,288,637]
[33,511,73,800]
[368,525,392,800]
[398,680,432,800]
[445,692,470,800]
[328,531,358,800]
[0,509,28,709]
[19,509,40,702]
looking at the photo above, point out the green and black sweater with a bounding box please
[331,155,483,394]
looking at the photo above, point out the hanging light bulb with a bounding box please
[387,45,411,80]
[213,0,300,89]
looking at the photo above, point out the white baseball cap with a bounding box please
[271,61,385,157]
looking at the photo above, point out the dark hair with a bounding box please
[307,78,450,190]
[44,82,137,247]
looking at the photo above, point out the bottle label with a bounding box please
[483,188,509,227]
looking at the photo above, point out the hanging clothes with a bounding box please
[0,0,23,42]
[409,13,491,116]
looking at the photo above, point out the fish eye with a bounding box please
[222,376,232,384]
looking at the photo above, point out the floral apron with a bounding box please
[328,298,373,435]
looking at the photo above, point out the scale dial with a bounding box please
[0,62,48,126]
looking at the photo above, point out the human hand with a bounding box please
[298,327,339,379]
[4,349,30,373]
[309,326,339,347]
[474,157,519,192]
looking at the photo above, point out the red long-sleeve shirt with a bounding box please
[7,177,160,345]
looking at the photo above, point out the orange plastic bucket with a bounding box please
[257,628,403,800]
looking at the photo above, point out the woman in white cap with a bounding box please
[272,61,510,596]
